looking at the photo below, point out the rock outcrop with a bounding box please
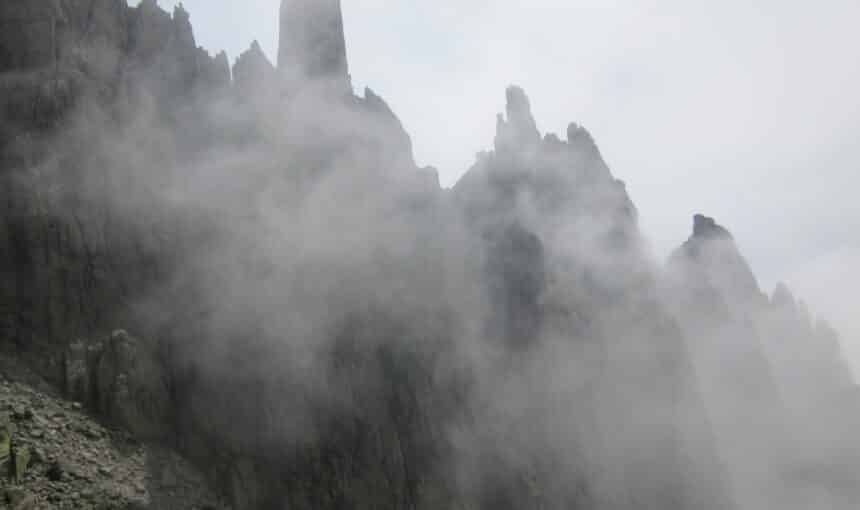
[64,331,171,442]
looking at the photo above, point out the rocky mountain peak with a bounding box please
[233,40,276,92]
[505,86,538,133]
[171,3,195,47]
[173,3,190,23]
[494,85,541,152]
[566,122,599,153]
[278,0,351,92]
[692,213,733,239]
[772,282,796,308]
[671,214,763,302]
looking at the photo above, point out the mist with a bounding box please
[2,1,859,509]
[133,0,860,380]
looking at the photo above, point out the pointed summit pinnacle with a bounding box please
[278,0,351,92]
[494,86,540,153]
[692,214,733,240]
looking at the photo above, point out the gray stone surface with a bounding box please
[0,370,227,509]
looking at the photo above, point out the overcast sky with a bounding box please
[142,0,859,373]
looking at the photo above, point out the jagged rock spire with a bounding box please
[494,85,540,153]
[671,214,762,302]
[692,214,733,240]
[233,40,276,94]
[278,0,350,91]
[771,282,796,308]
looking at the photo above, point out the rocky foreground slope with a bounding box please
[0,351,225,510]
[1,1,858,509]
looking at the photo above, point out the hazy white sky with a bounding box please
[143,1,859,371]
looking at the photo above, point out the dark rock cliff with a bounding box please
[0,1,856,510]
